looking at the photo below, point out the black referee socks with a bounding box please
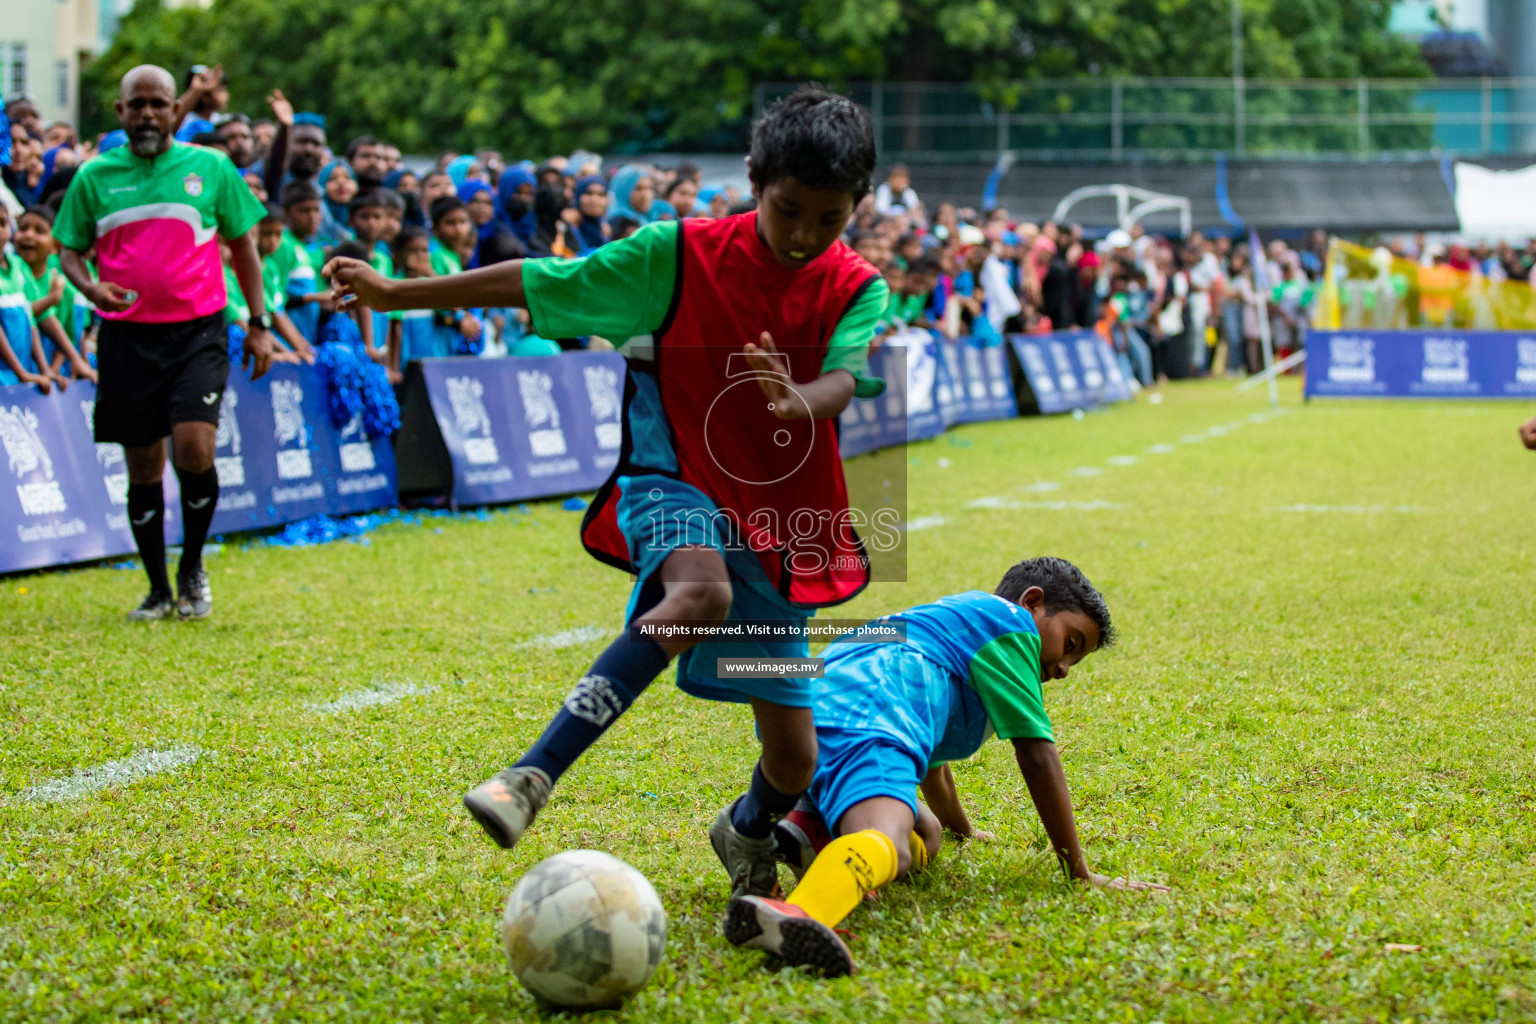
[126,482,171,595]
[175,465,220,578]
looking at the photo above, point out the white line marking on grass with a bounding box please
[1023,481,1062,492]
[1273,504,1422,514]
[906,515,947,532]
[1179,434,1208,444]
[968,498,1127,512]
[514,626,609,650]
[1106,455,1139,466]
[21,746,206,804]
[1147,444,1177,454]
[1069,466,1104,476]
[306,682,437,715]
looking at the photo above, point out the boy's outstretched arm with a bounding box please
[1012,738,1168,892]
[324,256,526,313]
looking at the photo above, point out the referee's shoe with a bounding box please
[176,567,213,620]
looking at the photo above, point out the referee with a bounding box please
[55,65,275,621]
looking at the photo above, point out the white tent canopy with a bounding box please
[1453,162,1536,240]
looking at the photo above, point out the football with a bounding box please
[501,850,668,1008]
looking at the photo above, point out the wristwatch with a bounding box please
[252,312,274,331]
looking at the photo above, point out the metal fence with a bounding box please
[753,78,1536,162]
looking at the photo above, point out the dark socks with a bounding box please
[732,761,802,839]
[126,481,170,595]
[175,465,220,577]
[514,635,671,784]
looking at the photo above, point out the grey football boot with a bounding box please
[127,589,175,622]
[176,567,213,620]
[710,797,780,900]
[463,766,552,850]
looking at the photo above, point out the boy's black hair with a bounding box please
[608,215,640,241]
[748,85,875,199]
[327,239,372,263]
[19,204,55,226]
[392,225,431,264]
[279,181,321,209]
[348,190,390,219]
[429,195,466,225]
[995,557,1115,649]
[728,199,757,216]
[190,131,223,148]
[371,188,406,212]
[259,202,284,224]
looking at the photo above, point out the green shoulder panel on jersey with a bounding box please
[966,630,1053,743]
[521,220,679,347]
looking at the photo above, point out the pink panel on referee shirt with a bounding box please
[94,216,228,323]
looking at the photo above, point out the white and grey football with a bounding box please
[501,850,667,1008]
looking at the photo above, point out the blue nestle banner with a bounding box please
[1010,331,1127,413]
[416,352,625,506]
[206,364,399,535]
[1,364,398,574]
[1307,330,1536,400]
[0,382,142,574]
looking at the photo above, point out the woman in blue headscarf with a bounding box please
[571,175,609,253]
[495,166,538,245]
[605,165,663,228]
[320,160,358,227]
[458,178,507,268]
[445,155,483,189]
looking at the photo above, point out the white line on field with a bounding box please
[1106,455,1139,466]
[20,745,206,804]
[1273,504,1422,514]
[1146,443,1177,454]
[968,497,1127,511]
[306,682,437,715]
[1069,466,1104,476]
[514,625,609,650]
[1024,481,1062,492]
[1179,434,1208,444]
[906,515,947,532]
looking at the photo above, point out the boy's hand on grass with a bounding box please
[1088,873,1170,893]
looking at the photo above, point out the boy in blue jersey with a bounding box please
[724,556,1169,976]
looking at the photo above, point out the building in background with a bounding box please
[0,0,103,127]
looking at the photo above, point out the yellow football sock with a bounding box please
[908,830,929,872]
[786,829,899,929]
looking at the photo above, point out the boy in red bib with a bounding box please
[323,88,888,896]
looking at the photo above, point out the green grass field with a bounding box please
[5,378,1536,1022]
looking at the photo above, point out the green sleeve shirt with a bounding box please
[522,221,888,397]
[967,630,1054,743]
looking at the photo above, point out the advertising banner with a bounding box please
[1306,330,1536,399]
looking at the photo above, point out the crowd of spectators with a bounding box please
[11,70,1525,398]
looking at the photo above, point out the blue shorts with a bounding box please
[807,728,925,834]
[614,473,814,708]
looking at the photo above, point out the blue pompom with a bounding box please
[227,324,246,364]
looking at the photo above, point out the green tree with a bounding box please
[80,0,1425,153]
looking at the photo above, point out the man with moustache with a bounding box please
[52,65,275,622]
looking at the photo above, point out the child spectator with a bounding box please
[0,206,59,391]
[13,205,95,384]
[253,204,315,364]
[272,186,329,344]
[874,164,923,226]
[385,225,440,373]
[349,191,399,366]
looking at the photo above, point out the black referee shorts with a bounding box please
[93,313,231,449]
